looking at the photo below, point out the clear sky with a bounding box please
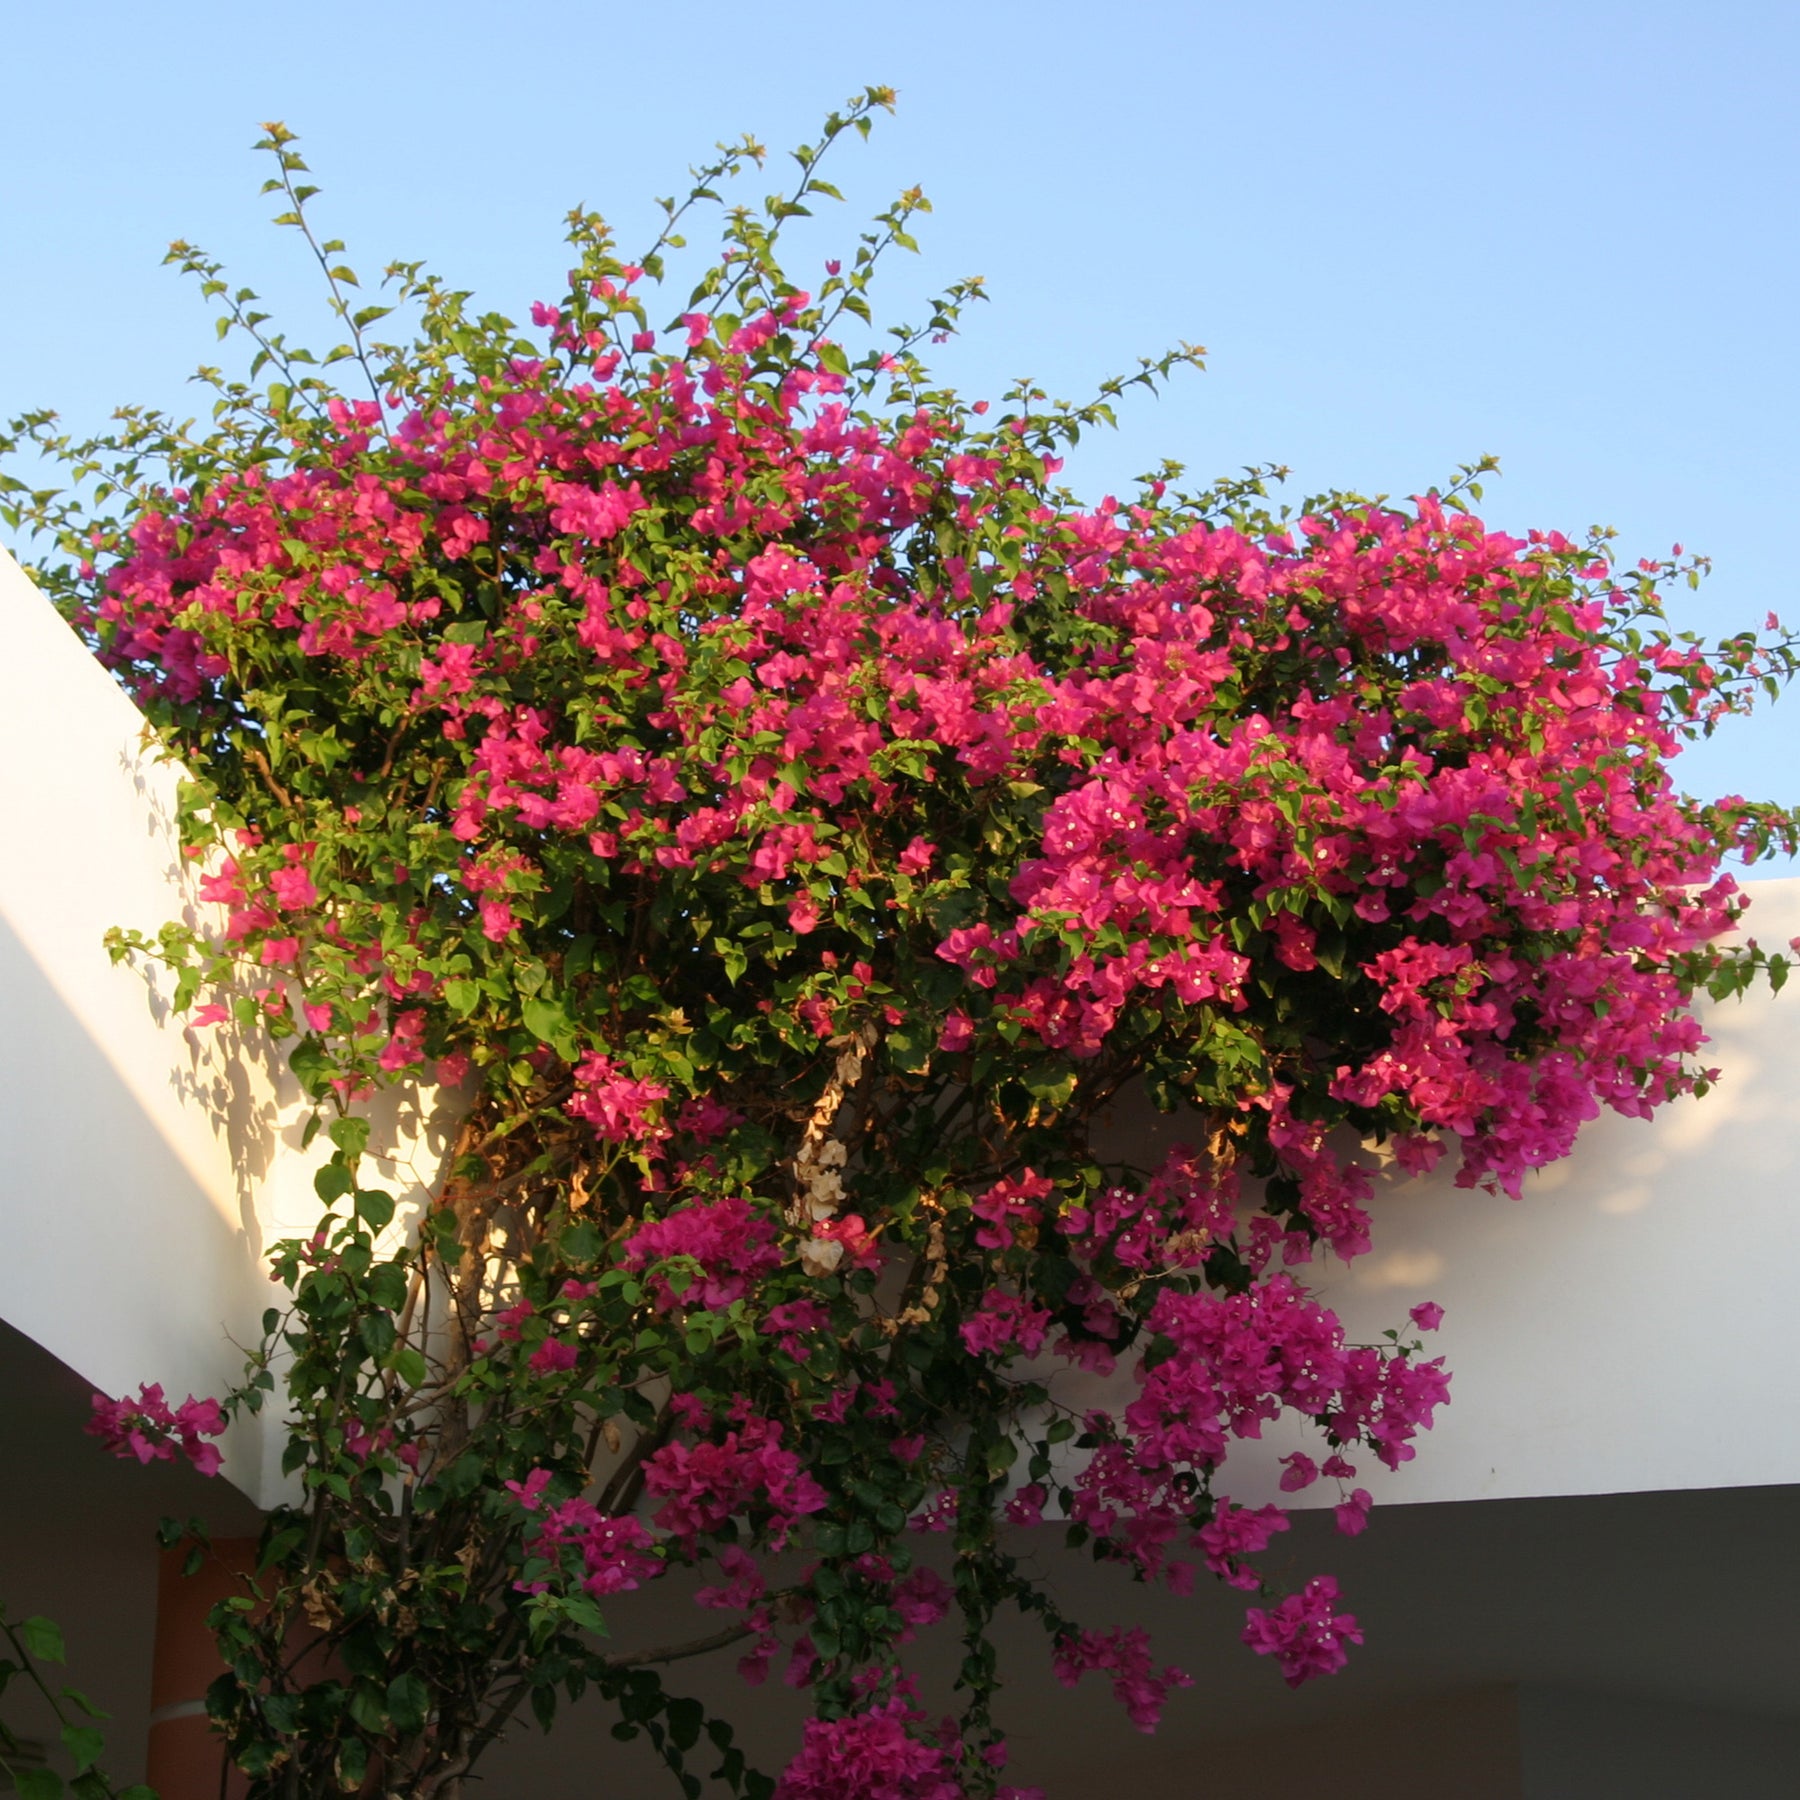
[4,1,1796,867]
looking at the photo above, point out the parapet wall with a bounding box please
[0,547,454,1506]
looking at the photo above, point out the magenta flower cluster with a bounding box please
[86,1383,227,1477]
[623,1193,783,1310]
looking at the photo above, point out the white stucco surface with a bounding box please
[0,538,1795,1514]
[0,547,455,1505]
[1294,898,1800,1507]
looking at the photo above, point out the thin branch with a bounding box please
[601,1617,760,1671]
[241,742,295,810]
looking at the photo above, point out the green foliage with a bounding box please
[0,1605,155,1800]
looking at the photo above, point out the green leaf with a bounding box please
[1020,1062,1077,1108]
[522,994,574,1052]
[357,1312,396,1358]
[329,1116,371,1159]
[522,1000,561,1044]
[17,1617,65,1664]
[356,1188,396,1232]
[444,978,482,1017]
[258,1694,301,1737]
[335,1738,368,1789]
[560,1220,603,1264]
[290,1038,335,1099]
[367,1263,408,1311]
[313,1161,353,1203]
[60,1725,105,1774]
[387,1670,430,1736]
[665,1696,703,1752]
[257,1526,306,1574]
[16,1769,64,1800]
[347,1684,388,1733]
[886,1020,931,1073]
[531,1683,558,1733]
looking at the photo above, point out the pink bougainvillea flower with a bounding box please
[270,864,318,910]
[87,1384,226,1477]
[377,1007,427,1073]
[528,1339,578,1375]
[1052,1627,1193,1733]
[773,1690,964,1799]
[1242,1577,1365,1687]
[959,1288,1051,1359]
[566,1052,670,1145]
[810,1212,881,1271]
[625,1194,782,1309]
[643,1410,827,1547]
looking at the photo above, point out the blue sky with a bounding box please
[4,1,1796,865]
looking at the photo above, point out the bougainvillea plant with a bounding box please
[6,91,1799,1800]
[0,1604,155,1800]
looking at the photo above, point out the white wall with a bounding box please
[0,547,456,1507]
[1067,883,1800,1510]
